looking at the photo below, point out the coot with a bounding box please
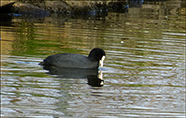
[39,48,105,69]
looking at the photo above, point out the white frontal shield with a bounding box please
[99,56,105,67]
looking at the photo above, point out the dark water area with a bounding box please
[1,0,186,117]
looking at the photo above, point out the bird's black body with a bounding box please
[39,48,105,69]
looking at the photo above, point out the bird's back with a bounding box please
[41,53,99,69]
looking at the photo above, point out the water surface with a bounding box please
[1,1,186,117]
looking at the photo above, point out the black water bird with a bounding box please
[39,48,106,69]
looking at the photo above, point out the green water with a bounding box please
[1,1,186,117]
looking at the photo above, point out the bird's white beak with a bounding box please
[99,56,105,67]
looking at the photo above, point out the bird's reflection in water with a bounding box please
[43,66,104,87]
